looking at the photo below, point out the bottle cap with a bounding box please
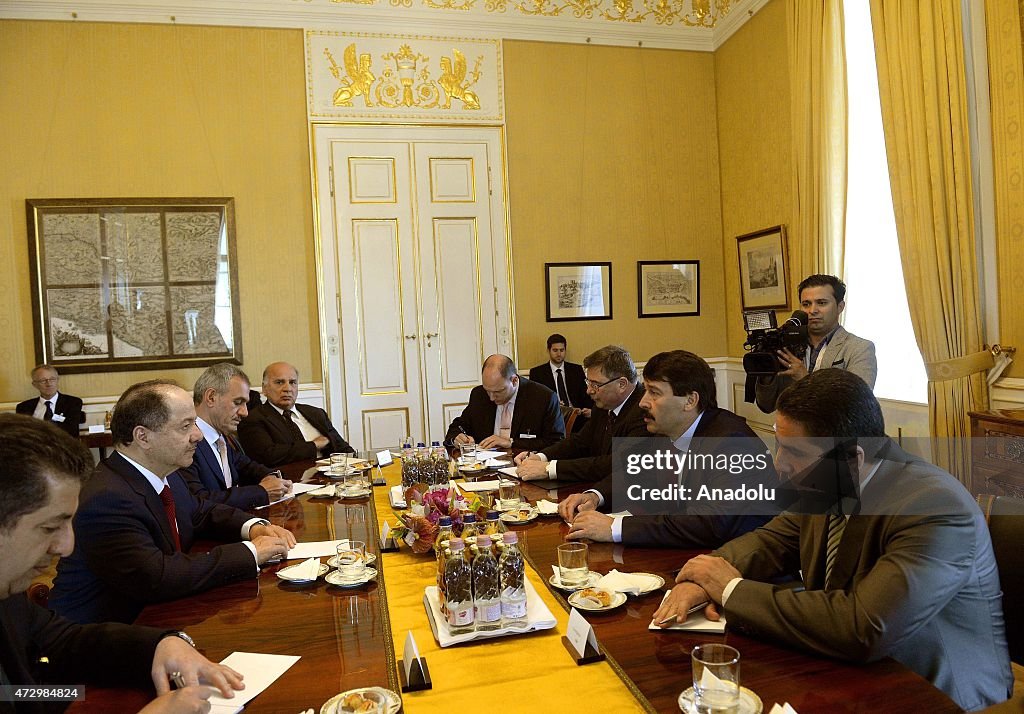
[463,513,477,523]
[438,516,452,527]
[449,538,465,551]
[502,531,518,545]
[476,534,492,547]
[486,510,499,521]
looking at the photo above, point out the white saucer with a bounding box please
[548,570,602,591]
[678,686,763,713]
[325,567,378,588]
[568,588,627,612]
[275,562,329,583]
[321,686,401,714]
[326,552,377,568]
[499,507,539,524]
[336,486,372,499]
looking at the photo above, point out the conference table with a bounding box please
[72,458,960,713]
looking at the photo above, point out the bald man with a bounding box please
[237,362,352,466]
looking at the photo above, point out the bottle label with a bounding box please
[448,603,473,626]
[477,602,502,622]
[501,600,528,619]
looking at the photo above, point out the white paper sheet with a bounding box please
[291,482,324,496]
[285,539,348,560]
[207,651,301,712]
[455,479,502,492]
[648,591,726,633]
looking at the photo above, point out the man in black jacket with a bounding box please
[527,334,593,430]
[0,414,245,713]
[15,365,84,439]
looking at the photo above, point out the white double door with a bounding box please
[313,125,512,450]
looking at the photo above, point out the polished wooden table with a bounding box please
[71,461,961,713]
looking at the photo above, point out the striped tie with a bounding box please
[824,513,846,589]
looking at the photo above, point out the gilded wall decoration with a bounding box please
[307,33,503,123]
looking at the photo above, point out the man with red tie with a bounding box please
[50,380,295,625]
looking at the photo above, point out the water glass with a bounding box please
[329,452,352,477]
[691,643,740,714]
[461,442,478,465]
[556,542,589,587]
[498,479,521,510]
[336,540,366,581]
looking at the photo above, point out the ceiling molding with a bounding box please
[0,0,764,52]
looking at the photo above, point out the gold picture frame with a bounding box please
[737,225,790,310]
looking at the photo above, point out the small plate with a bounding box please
[677,686,763,714]
[327,552,377,568]
[322,686,401,714]
[617,572,666,595]
[275,562,329,583]
[548,570,602,591]
[568,587,627,612]
[336,486,372,499]
[458,463,486,473]
[499,507,539,524]
[325,567,378,588]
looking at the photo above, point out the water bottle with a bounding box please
[499,531,528,628]
[444,538,475,635]
[472,534,501,632]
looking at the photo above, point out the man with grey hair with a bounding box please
[515,345,647,482]
[16,364,84,438]
[445,354,564,451]
[181,363,291,510]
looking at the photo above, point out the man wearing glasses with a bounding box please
[16,364,84,438]
[515,345,647,483]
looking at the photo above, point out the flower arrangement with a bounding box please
[390,485,489,552]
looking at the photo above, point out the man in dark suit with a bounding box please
[515,345,647,483]
[0,414,245,712]
[15,364,84,438]
[560,350,774,549]
[528,334,593,431]
[181,363,292,511]
[445,354,565,452]
[50,380,295,625]
[656,370,1012,712]
[238,362,353,466]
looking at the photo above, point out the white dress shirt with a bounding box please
[267,401,326,443]
[32,392,60,420]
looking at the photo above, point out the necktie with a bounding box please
[555,368,570,406]
[498,403,512,439]
[283,409,305,441]
[43,400,53,421]
[216,437,232,488]
[824,513,846,589]
[158,486,181,551]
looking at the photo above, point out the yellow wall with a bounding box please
[714,0,793,357]
[503,40,727,369]
[0,20,317,402]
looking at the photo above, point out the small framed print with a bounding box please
[544,262,612,322]
[737,225,790,310]
[637,261,700,318]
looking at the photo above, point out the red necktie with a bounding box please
[159,486,181,551]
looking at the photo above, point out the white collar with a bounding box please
[195,416,222,448]
[117,451,169,495]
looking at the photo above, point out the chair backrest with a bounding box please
[560,405,582,435]
[978,493,1024,664]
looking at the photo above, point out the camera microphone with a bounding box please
[784,310,809,327]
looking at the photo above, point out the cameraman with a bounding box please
[755,274,876,413]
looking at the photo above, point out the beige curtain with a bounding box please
[869,0,990,482]
[787,0,848,279]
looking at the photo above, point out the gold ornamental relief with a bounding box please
[325,44,483,110]
[424,0,476,9]
[516,0,599,18]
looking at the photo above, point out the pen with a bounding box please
[657,600,711,625]
[170,671,186,689]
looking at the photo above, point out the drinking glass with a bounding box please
[460,442,478,465]
[691,643,740,714]
[498,479,521,510]
[329,452,352,478]
[556,542,589,587]
[336,540,366,581]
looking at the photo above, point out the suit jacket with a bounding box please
[179,437,273,510]
[444,378,565,451]
[539,384,647,483]
[238,402,352,466]
[0,593,163,714]
[715,440,1012,711]
[755,326,877,413]
[594,406,775,549]
[50,452,258,625]
[15,393,84,438]
[527,361,593,411]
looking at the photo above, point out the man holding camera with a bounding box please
[755,274,876,414]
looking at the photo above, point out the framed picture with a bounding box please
[637,261,700,318]
[26,197,243,373]
[544,262,612,321]
[737,225,790,310]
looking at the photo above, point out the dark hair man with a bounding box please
[446,354,565,451]
[15,364,84,438]
[516,345,646,482]
[755,274,876,413]
[560,350,773,548]
[656,369,1012,711]
[50,380,296,624]
[181,363,292,510]
[0,414,245,713]
[527,334,593,428]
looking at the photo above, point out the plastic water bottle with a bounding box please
[472,534,501,632]
[444,538,475,635]
[499,531,528,628]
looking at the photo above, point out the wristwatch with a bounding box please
[160,630,196,648]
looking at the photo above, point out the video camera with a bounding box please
[742,309,809,376]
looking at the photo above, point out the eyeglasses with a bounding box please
[584,376,622,390]
[32,378,58,385]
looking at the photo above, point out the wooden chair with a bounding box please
[977,493,1024,665]
[560,405,583,435]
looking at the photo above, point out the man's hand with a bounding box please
[776,348,809,381]
[479,434,511,450]
[513,451,535,465]
[250,523,297,548]
[151,635,245,698]
[453,432,475,446]
[139,686,214,714]
[259,475,291,501]
[558,492,599,522]
[313,436,330,451]
[566,511,613,542]
[580,408,592,418]
[651,581,721,628]
[516,459,549,481]
[251,535,290,564]
[677,554,741,603]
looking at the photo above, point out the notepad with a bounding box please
[648,591,726,633]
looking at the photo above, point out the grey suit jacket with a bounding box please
[714,440,1012,711]
[755,325,877,413]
